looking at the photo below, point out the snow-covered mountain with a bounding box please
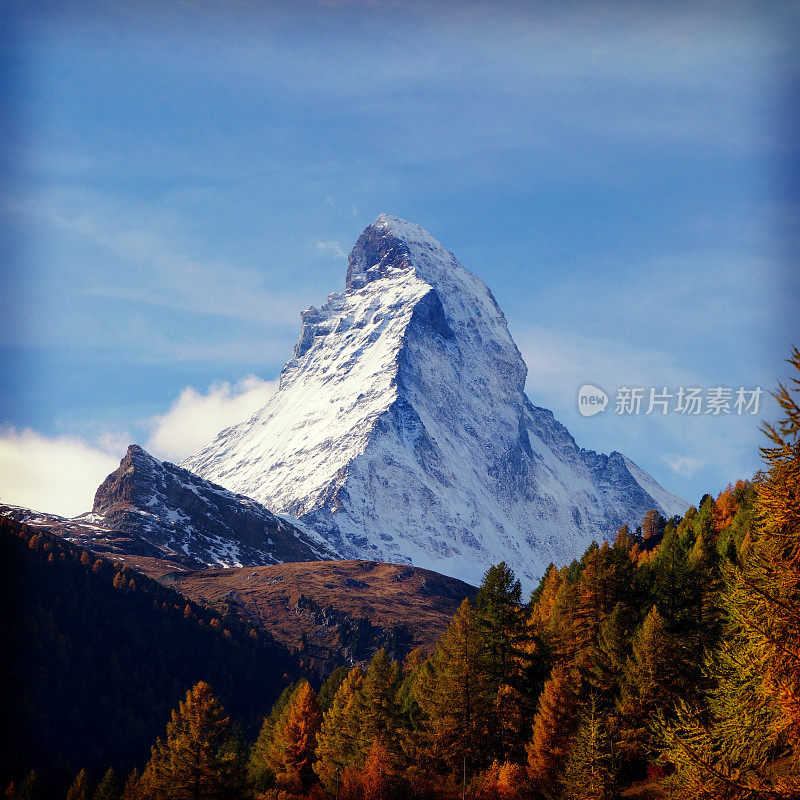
[185,214,687,587]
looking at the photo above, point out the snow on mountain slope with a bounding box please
[185,214,688,588]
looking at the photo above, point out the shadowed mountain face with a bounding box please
[89,444,335,568]
[185,214,688,589]
[1,497,476,675]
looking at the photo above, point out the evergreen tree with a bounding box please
[617,607,683,767]
[686,525,724,672]
[318,666,350,714]
[559,700,616,800]
[476,563,524,687]
[414,599,493,775]
[66,770,90,800]
[587,602,631,706]
[92,768,119,800]
[357,650,402,756]
[475,564,528,761]
[396,652,434,785]
[650,528,692,631]
[146,681,245,800]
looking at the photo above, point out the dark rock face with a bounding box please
[88,445,334,569]
[345,222,414,290]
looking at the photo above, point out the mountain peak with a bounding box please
[373,213,445,249]
[345,214,458,292]
[91,443,333,568]
[185,219,688,588]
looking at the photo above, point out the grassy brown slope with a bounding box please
[163,559,476,672]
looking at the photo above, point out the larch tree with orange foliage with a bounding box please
[266,681,322,792]
[361,740,397,800]
[144,681,245,800]
[526,663,578,798]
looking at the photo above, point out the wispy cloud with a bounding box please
[515,323,770,500]
[0,427,120,517]
[7,195,306,325]
[517,324,693,410]
[316,240,347,259]
[664,454,709,478]
[0,375,280,516]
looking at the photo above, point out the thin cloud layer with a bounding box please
[516,325,770,501]
[317,240,347,259]
[0,376,279,517]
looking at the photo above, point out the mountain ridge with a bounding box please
[1,444,335,572]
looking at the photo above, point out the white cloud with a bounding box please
[316,240,347,259]
[0,428,120,517]
[146,375,277,462]
[0,376,279,518]
[664,454,709,478]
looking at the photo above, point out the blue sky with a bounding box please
[1,0,798,515]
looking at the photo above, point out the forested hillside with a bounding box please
[0,517,298,795]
